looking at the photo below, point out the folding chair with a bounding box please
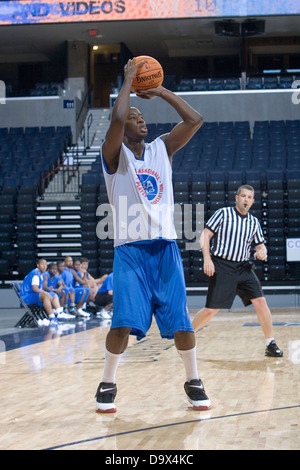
[12,281,48,328]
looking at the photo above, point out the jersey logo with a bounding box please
[138,174,158,200]
[136,169,164,204]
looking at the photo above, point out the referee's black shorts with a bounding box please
[95,292,113,308]
[205,256,263,309]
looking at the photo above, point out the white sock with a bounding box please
[102,348,122,384]
[177,346,199,382]
[266,337,274,346]
[56,306,63,314]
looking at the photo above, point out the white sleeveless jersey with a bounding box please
[101,137,177,247]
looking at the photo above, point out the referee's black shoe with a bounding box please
[265,340,283,357]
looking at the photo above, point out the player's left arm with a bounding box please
[137,87,203,159]
[160,89,203,158]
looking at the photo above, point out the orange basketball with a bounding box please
[131,56,164,93]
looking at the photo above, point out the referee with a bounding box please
[193,185,283,357]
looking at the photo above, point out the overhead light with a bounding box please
[286,69,300,73]
[93,45,99,50]
[263,69,281,74]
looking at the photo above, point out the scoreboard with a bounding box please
[0,0,300,25]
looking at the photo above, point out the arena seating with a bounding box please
[80,169,114,274]
[174,75,296,92]
[29,82,64,97]
[88,119,299,284]
[0,125,72,277]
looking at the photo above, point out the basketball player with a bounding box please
[95,57,211,412]
[192,185,283,358]
[19,258,67,321]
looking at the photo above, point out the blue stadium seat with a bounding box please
[0,259,9,275]
[263,77,278,89]
[0,128,8,136]
[224,78,240,90]
[162,75,177,91]
[172,170,189,183]
[245,169,263,189]
[25,127,39,136]
[286,119,300,129]
[190,170,207,183]
[246,77,262,89]
[278,76,293,89]
[233,157,251,170]
[9,127,24,136]
[177,79,194,91]
[208,79,225,91]
[209,170,226,191]
[210,190,225,202]
[286,169,300,181]
[270,120,285,128]
[254,120,269,129]
[268,265,287,280]
[219,121,234,131]
[227,170,244,189]
[265,169,285,189]
[193,79,209,91]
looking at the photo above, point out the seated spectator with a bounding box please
[72,259,81,281]
[19,259,72,322]
[95,272,113,319]
[43,262,65,304]
[62,256,90,318]
[57,260,76,314]
[76,257,107,301]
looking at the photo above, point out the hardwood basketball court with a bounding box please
[0,307,299,450]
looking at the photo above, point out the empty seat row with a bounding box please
[172,75,298,92]
[0,126,72,197]
[246,75,298,90]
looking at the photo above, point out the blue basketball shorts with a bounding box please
[74,287,89,303]
[60,287,73,305]
[61,287,73,297]
[21,291,55,307]
[111,239,193,340]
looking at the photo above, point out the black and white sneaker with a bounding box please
[184,379,211,410]
[95,382,117,413]
[265,340,283,357]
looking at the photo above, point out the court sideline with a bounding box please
[0,301,299,450]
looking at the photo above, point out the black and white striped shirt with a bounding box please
[206,207,265,262]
